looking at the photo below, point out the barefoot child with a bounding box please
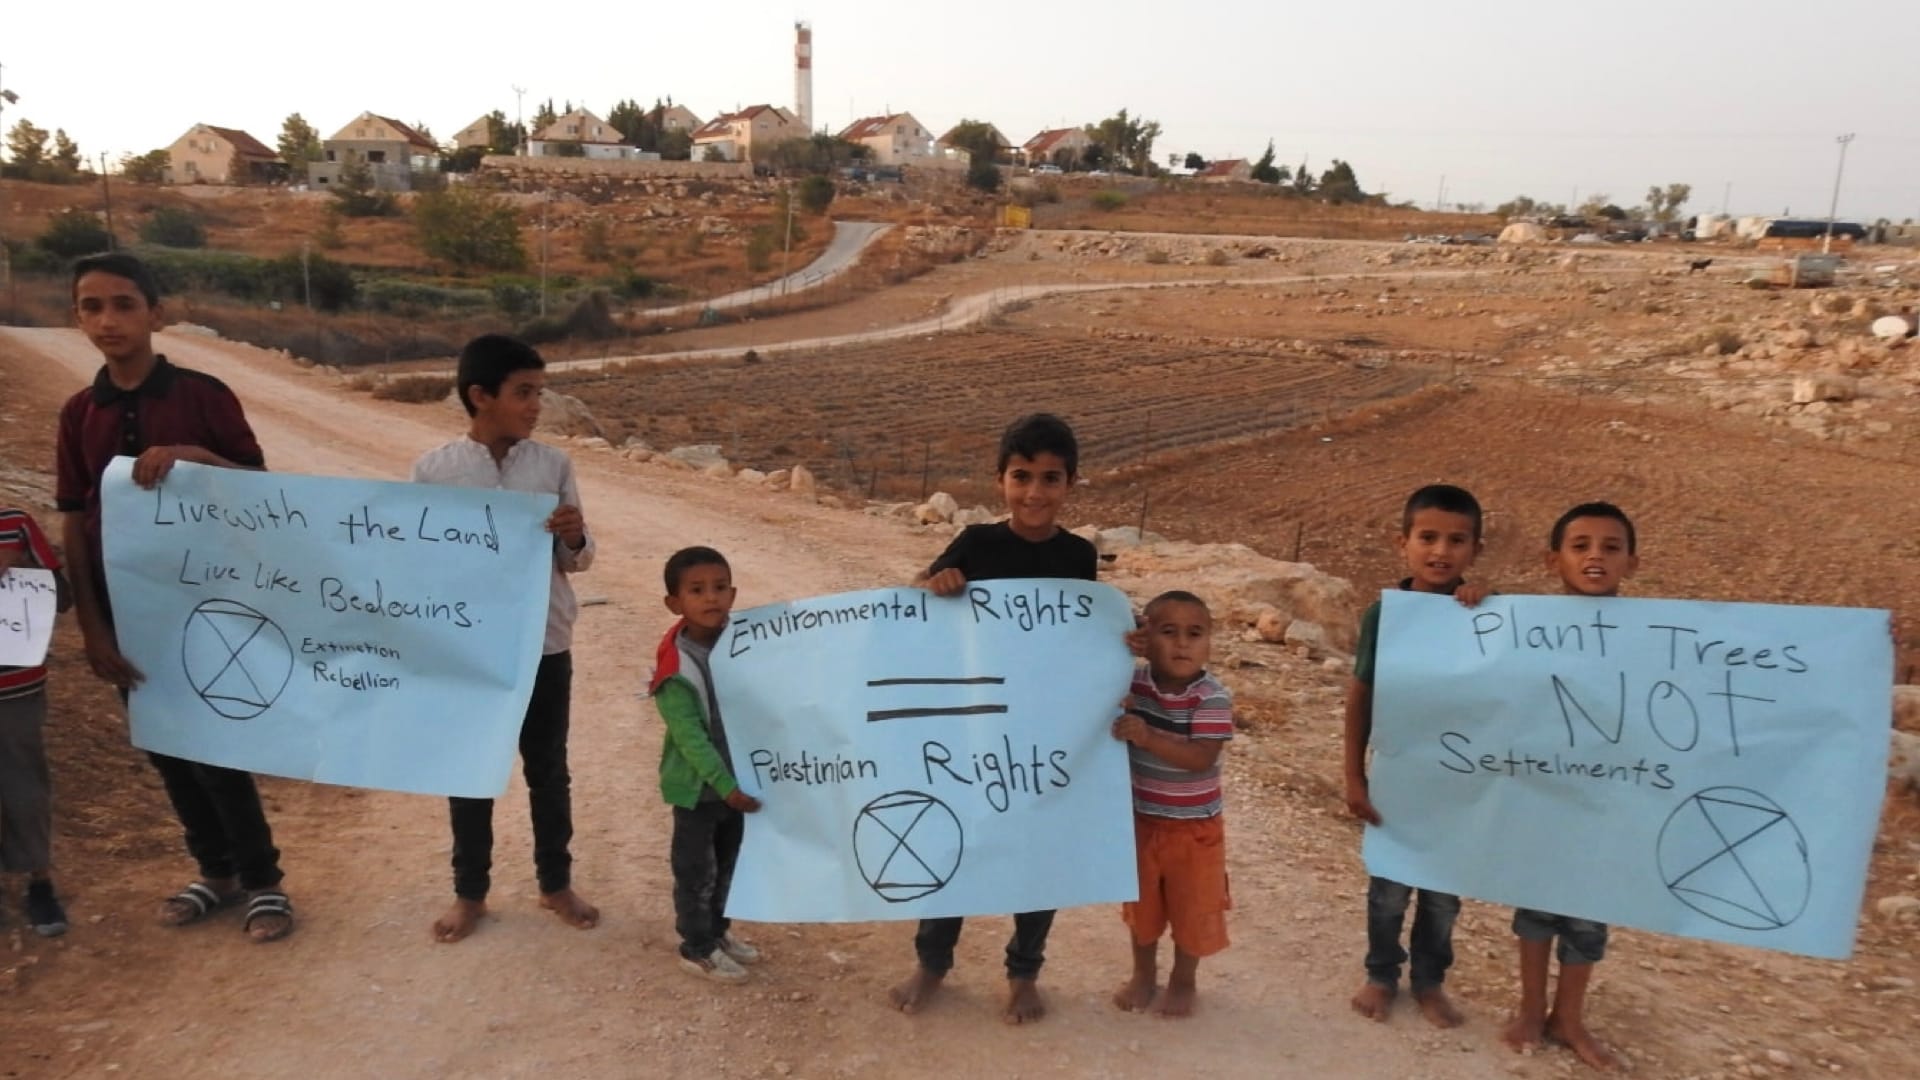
[651,546,762,982]
[1344,484,1487,1027]
[889,413,1098,1025]
[55,252,295,942]
[1110,590,1234,1018]
[1,507,73,937]
[1501,502,1637,1071]
[412,334,598,942]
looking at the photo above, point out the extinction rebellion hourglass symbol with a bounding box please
[1657,787,1810,931]
[180,599,294,720]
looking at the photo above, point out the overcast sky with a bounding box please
[5,0,1915,218]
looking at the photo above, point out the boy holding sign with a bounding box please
[890,413,1098,1025]
[1,507,72,936]
[1344,484,1487,1027]
[652,546,762,982]
[413,334,599,943]
[1498,502,1638,1071]
[56,253,295,943]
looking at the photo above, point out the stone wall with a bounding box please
[480,155,753,180]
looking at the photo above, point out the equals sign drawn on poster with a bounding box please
[866,676,1008,722]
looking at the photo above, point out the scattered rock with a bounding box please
[701,461,734,479]
[1889,728,1920,793]
[1283,619,1332,655]
[1870,315,1912,341]
[667,444,729,470]
[535,389,604,439]
[1873,894,1920,923]
[788,464,817,497]
[1790,375,1856,404]
[1254,607,1287,643]
[736,468,767,484]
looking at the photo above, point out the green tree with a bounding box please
[608,99,648,145]
[1318,159,1364,203]
[1645,182,1692,223]
[1291,159,1315,196]
[413,186,526,272]
[37,209,112,258]
[277,113,323,175]
[1496,194,1538,218]
[485,110,524,155]
[1184,151,1208,171]
[550,140,586,158]
[658,129,693,161]
[1250,140,1280,184]
[1083,108,1162,174]
[120,149,171,184]
[445,145,489,173]
[701,144,728,162]
[140,207,207,248]
[533,99,558,132]
[580,216,614,262]
[965,156,1001,193]
[944,119,1003,165]
[50,129,82,174]
[6,119,49,168]
[797,174,836,214]
[331,161,397,217]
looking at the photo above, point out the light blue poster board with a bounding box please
[101,458,556,797]
[713,580,1139,922]
[1363,591,1891,959]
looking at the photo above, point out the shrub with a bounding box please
[517,316,568,345]
[1205,247,1232,266]
[37,210,113,259]
[360,279,492,315]
[797,174,836,214]
[490,278,538,317]
[413,187,526,272]
[370,376,454,403]
[619,271,655,300]
[1143,248,1171,265]
[581,217,614,263]
[965,158,1002,193]
[140,207,207,249]
[1091,190,1128,212]
[563,291,619,340]
[746,225,778,272]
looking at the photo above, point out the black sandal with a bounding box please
[243,890,295,943]
[160,882,239,926]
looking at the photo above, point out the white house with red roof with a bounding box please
[837,112,935,166]
[690,104,799,162]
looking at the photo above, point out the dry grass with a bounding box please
[369,375,453,403]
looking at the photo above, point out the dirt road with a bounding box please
[0,328,1519,1079]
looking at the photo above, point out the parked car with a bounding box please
[1034,164,1063,175]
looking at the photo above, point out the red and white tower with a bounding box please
[794,21,814,134]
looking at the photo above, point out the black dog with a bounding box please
[1687,258,1714,273]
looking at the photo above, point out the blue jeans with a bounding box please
[1364,876,1459,993]
[1513,908,1609,965]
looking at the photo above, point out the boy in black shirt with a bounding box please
[888,413,1097,1024]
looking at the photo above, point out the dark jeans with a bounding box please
[914,910,1057,980]
[448,652,574,900]
[670,799,744,960]
[148,751,284,890]
[1364,876,1459,993]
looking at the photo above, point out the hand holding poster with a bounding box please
[1363,592,1891,959]
[100,458,557,797]
[0,568,58,667]
[713,580,1139,922]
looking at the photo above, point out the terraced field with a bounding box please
[553,328,1435,502]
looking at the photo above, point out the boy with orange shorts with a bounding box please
[1111,590,1234,1017]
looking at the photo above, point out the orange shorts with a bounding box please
[1121,813,1230,957]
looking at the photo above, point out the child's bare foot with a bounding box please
[1502,1012,1547,1053]
[1153,980,1197,1018]
[1112,971,1157,1012]
[1350,981,1396,1021]
[1003,977,1046,1024]
[539,887,599,929]
[1414,987,1464,1028]
[1546,1014,1621,1071]
[431,898,487,943]
[887,967,944,1014]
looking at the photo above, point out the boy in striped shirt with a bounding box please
[1111,590,1234,1017]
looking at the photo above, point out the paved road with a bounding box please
[641,220,891,317]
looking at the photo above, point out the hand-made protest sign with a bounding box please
[101,458,556,797]
[713,579,1139,922]
[1363,591,1891,959]
[0,568,58,667]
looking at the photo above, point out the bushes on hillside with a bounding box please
[140,207,207,249]
[37,210,113,259]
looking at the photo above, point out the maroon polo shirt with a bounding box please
[55,355,264,595]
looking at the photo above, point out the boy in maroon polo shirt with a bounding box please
[54,252,294,943]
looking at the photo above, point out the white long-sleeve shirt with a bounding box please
[410,436,594,655]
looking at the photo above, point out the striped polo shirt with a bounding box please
[1,508,63,700]
[1126,666,1234,819]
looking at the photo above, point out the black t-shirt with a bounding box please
[927,522,1098,583]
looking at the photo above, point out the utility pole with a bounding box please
[1823,133,1855,255]
[99,152,116,249]
[781,180,796,282]
[539,192,549,317]
[512,85,527,156]
[1721,180,1732,216]
[301,240,312,311]
[1434,174,1447,212]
